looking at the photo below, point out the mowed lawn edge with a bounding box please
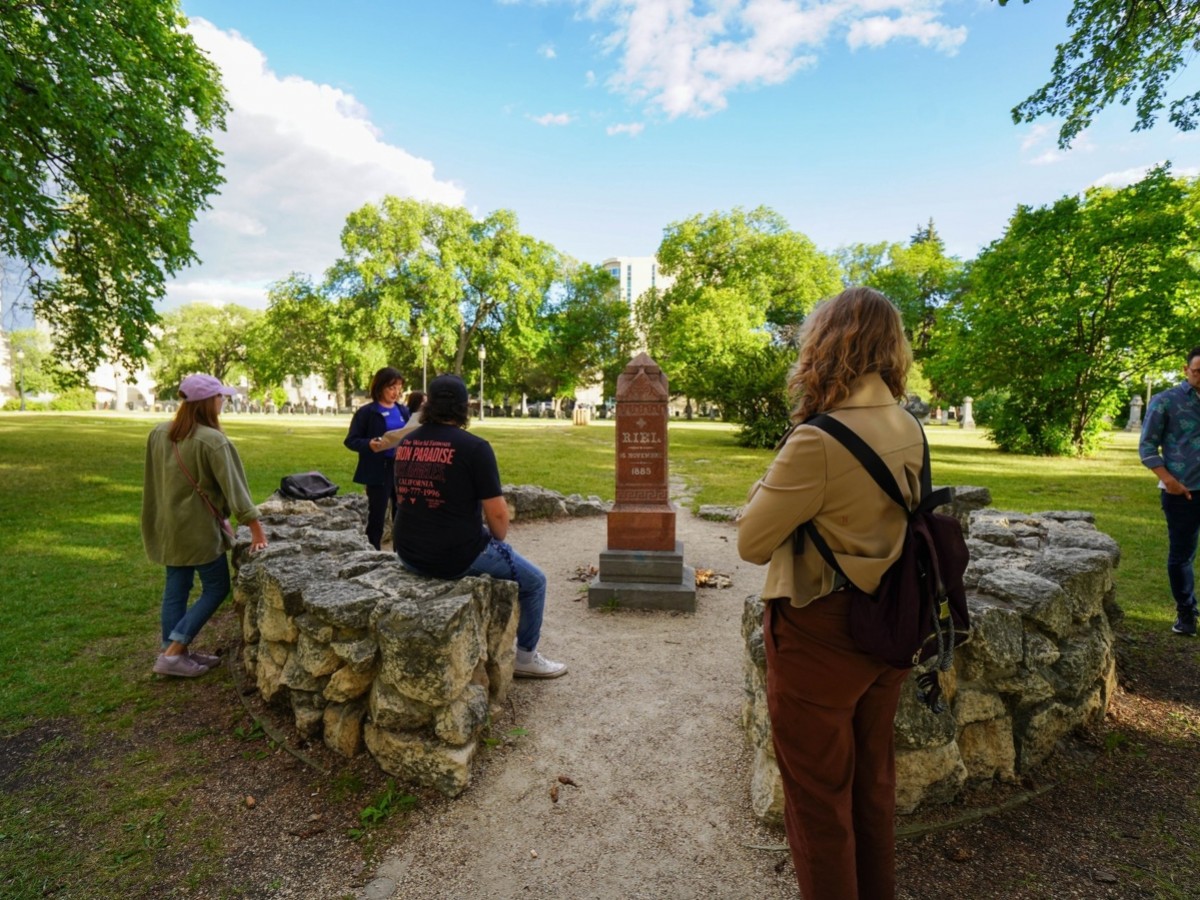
[0,412,1183,731]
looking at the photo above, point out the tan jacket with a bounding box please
[737,374,925,607]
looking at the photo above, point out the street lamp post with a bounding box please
[478,345,486,422]
[421,332,429,393]
[16,349,25,411]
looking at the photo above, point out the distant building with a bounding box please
[600,255,674,309]
[573,256,676,409]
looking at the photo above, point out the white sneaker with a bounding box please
[513,649,568,679]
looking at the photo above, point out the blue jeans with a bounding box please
[365,481,396,550]
[399,538,547,652]
[1161,491,1200,618]
[161,555,231,646]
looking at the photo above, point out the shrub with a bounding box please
[48,388,96,411]
[721,344,794,449]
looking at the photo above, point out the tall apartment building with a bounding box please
[600,256,674,310]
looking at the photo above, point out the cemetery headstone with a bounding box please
[1126,395,1144,432]
[588,352,696,611]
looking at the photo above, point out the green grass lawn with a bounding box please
[0,411,1191,898]
[0,412,1177,731]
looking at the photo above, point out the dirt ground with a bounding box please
[4,508,1199,899]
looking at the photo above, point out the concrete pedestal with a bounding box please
[587,541,697,611]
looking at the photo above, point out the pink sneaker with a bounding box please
[188,649,221,667]
[152,653,208,678]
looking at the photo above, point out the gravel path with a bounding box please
[356,508,799,899]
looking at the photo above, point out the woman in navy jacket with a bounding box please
[344,367,409,549]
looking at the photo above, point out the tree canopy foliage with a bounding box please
[1004,0,1200,147]
[639,206,841,446]
[333,198,559,380]
[1,0,228,377]
[151,303,262,399]
[927,166,1200,455]
[838,220,965,357]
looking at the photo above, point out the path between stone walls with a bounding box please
[356,508,802,900]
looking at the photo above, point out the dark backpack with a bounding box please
[800,414,970,713]
[279,471,340,501]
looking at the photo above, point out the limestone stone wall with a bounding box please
[230,485,608,797]
[741,495,1122,822]
[232,494,517,797]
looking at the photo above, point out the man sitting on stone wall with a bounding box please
[391,374,568,678]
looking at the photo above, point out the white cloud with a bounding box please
[1092,162,1200,189]
[1020,123,1095,165]
[607,121,645,136]
[1020,122,1054,152]
[574,0,967,118]
[846,12,965,52]
[539,42,558,58]
[170,20,465,308]
[531,112,575,125]
[585,69,597,86]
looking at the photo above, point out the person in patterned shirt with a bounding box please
[1139,346,1200,637]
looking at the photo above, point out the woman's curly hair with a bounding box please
[789,286,911,422]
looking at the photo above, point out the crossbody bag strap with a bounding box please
[173,442,236,539]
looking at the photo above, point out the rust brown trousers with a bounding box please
[764,592,910,900]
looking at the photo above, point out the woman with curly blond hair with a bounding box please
[738,287,923,899]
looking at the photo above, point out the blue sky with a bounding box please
[169,0,1200,310]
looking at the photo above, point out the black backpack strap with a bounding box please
[802,519,850,588]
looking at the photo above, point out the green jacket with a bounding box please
[141,423,260,566]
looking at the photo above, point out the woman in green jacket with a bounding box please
[141,374,268,677]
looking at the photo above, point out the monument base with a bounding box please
[587,542,697,611]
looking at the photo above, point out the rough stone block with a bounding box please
[374,590,485,707]
[296,631,341,678]
[894,742,967,814]
[369,679,435,731]
[958,716,1016,783]
[434,684,490,746]
[957,604,1024,681]
[290,691,325,738]
[749,745,784,827]
[363,725,476,797]
[1015,687,1103,771]
[976,569,1071,637]
[257,603,298,644]
[324,700,366,757]
[331,636,379,673]
[281,652,322,692]
[1029,549,1114,624]
[325,664,376,703]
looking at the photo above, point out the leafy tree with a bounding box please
[7,329,56,396]
[517,262,631,406]
[1003,0,1200,147]
[642,206,840,405]
[838,220,965,359]
[1,0,227,376]
[247,274,381,408]
[927,166,1200,455]
[721,343,796,449]
[334,198,558,380]
[150,303,261,398]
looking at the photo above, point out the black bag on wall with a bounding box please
[279,471,339,500]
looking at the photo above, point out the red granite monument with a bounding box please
[588,353,696,611]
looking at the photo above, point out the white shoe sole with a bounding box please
[513,666,568,679]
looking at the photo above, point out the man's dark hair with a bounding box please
[421,374,469,427]
[1188,346,1200,368]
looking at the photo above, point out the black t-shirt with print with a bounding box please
[392,423,501,578]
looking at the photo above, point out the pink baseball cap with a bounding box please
[179,373,237,402]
